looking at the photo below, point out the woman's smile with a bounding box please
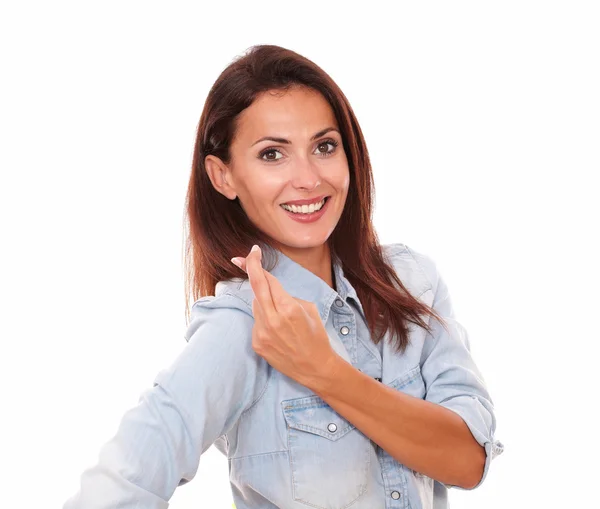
[280,195,332,223]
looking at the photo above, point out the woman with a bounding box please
[63,44,503,509]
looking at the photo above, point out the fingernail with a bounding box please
[251,244,259,253]
[230,257,242,268]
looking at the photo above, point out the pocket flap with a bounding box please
[281,395,356,441]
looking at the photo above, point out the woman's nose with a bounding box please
[290,160,321,189]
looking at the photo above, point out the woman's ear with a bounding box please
[204,155,237,200]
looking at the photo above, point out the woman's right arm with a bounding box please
[63,295,267,509]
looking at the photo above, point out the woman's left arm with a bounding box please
[308,250,503,490]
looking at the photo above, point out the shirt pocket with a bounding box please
[281,395,370,509]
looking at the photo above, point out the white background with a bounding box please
[1,1,598,508]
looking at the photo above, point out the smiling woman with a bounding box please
[188,46,444,356]
[63,44,503,509]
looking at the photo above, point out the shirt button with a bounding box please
[335,298,344,307]
[327,423,338,433]
[340,326,350,335]
[391,491,401,500]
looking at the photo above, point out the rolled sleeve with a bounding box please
[63,295,268,508]
[410,248,504,491]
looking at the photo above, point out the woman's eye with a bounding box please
[260,149,283,161]
[314,140,338,156]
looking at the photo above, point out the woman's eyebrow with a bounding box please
[251,127,340,146]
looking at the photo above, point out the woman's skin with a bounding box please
[204,85,349,288]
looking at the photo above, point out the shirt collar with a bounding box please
[216,245,365,326]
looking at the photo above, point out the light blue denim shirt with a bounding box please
[63,242,503,509]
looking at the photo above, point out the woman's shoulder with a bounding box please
[184,291,254,343]
[381,242,440,297]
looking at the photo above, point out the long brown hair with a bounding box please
[183,44,447,355]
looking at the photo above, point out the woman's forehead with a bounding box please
[236,89,338,142]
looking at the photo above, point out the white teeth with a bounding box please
[281,198,326,214]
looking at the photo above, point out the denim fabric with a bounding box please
[63,242,503,509]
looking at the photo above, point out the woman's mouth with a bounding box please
[279,196,331,223]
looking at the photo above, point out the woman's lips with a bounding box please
[280,196,331,223]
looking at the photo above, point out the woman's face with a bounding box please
[205,86,350,252]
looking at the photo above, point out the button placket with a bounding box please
[376,444,408,508]
[331,313,357,364]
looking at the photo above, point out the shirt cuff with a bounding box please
[439,394,505,490]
